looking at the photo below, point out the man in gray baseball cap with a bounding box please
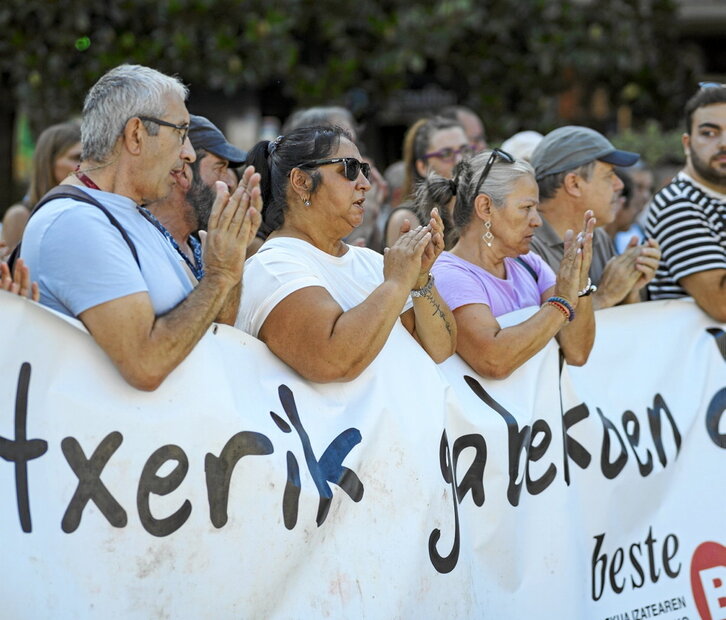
[532,126,639,178]
[530,125,660,309]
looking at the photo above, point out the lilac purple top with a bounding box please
[431,251,556,318]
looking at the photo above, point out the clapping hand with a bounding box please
[203,166,262,285]
[384,224,433,292]
[1,258,39,301]
[554,210,596,304]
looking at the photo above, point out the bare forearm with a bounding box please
[556,297,595,365]
[682,270,726,322]
[138,273,236,386]
[462,308,566,379]
[215,279,242,326]
[410,286,457,362]
[299,281,410,382]
[621,288,642,305]
[592,287,621,309]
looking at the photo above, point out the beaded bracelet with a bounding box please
[544,296,575,322]
[545,300,570,322]
[411,273,435,298]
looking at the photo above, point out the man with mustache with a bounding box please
[530,126,661,309]
[20,65,260,390]
[143,115,247,324]
[645,84,726,321]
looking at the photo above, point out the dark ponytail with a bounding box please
[414,164,469,249]
[245,140,279,235]
[245,125,347,235]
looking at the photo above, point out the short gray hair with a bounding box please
[537,160,596,201]
[81,64,189,162]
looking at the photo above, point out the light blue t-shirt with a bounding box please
[20,187,193,318]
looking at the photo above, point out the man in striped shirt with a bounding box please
[645,84,726,321]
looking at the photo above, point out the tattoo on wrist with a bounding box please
[417,288,453,336]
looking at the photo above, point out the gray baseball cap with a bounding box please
[531,125,639,180]
[188,115,247,166]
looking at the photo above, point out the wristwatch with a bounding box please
[411,274,435,298]
[578,277,598,297]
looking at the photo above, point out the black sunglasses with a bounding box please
[138,115,190,144]
[300,157,371,181]
[473,148,515,196]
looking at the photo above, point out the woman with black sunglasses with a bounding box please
[235,125,457,382]
[415,149,596,379]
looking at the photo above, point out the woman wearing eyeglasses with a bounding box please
[385,116,473,249]
[416,149,596,379]
[235,125,457,382]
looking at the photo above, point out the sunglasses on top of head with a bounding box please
[299,157,371,181]
[474,148,515,196]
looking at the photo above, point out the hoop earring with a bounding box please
[482,220,494,248]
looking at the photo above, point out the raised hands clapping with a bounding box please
[1,258,39,301]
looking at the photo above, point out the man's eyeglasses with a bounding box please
[474,148,515,196]
[423,144,478,163]
[138,115,190,145]
[299,157,371,181]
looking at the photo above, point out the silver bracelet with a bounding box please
[578,277,598,297]
[411,273,435,298]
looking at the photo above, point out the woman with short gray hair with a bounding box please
[415,148,597,379]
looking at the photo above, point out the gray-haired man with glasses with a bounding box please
[20,65,261,390]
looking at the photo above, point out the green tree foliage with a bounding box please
[0,0,693,138]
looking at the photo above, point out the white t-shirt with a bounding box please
[20,187,193,317]
[236,237,412,337]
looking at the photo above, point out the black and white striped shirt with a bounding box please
[645,172,726,299]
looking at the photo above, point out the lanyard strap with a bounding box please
[74,170,102,191]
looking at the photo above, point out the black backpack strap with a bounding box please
[9,185,140,270]
[515,256,539,283]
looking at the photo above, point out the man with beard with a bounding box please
[144,114,247,324]
[645,84,726,321]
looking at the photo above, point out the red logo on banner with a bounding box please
[691,541,726,620]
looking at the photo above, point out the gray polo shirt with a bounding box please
[530,217,615,285]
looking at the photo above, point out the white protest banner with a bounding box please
[1,292,724,619]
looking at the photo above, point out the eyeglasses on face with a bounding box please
[423,144,478,162]
[137,115,190,145]
[474,148,516,196]
[299,157,371,181]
